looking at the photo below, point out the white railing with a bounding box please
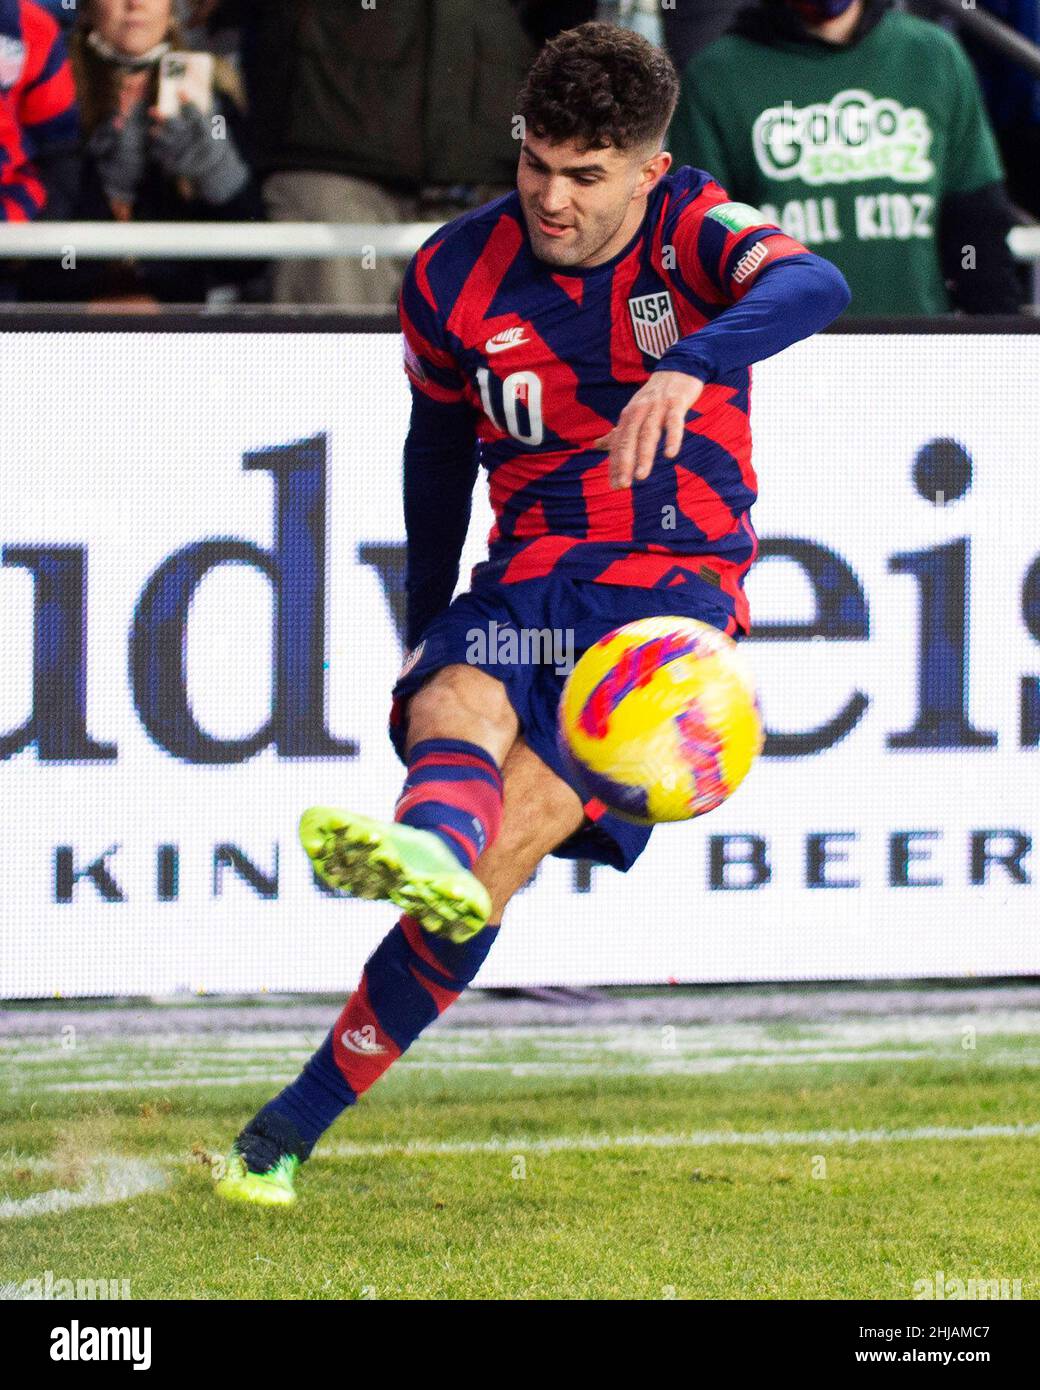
[1,220,1038,306]
[0,220,1037,262]
[1009,225,1040,261]
[0,222,444,259]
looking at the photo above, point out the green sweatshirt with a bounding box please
[669,9,1004,316]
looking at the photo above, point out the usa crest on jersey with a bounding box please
[628,290,679,359]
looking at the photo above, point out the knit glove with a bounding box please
[88,109,149,205]
[150,100,250,206]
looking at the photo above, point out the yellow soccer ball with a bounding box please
[556,616,764,825]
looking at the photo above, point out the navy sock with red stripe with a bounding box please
[259,914,500,1152]
[393,737,504,869]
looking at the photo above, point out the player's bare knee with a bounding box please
[405,664,518,760]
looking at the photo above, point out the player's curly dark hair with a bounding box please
[517,21,679,153]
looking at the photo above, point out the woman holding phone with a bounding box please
[32,0,264,304]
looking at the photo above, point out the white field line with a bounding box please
[37,1073,300,1092]
[4,1121,1040,1176]
[0,1156,167,1221]
[3,1124,1038,1221]
[3,1052,943,1091]
[0,1036,995,1066]
[6,1011,1040,1060]
[315,1121,1040,1160]
[7,1013,1040,1095]
[24,1047,1040,1093]
[6,1014,1040,1088]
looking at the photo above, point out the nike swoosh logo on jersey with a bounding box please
[485,328,529,353]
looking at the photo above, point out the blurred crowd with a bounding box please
[3,0,1038,314]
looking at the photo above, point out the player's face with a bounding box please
[517,133,670,270]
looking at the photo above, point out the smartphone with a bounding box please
[157,51,215,118]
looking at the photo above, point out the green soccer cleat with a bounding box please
[299,806,492,943]
[214,1149,299,1207]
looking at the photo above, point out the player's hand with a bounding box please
[593,371,706,489]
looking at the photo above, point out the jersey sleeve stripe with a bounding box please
[398,288,466,401]
[609,245,649,383]
[446,213,523,338]
[399,295,459,373]
[667,190,734,304]
[21,10,67,89]
[414,242,444,316]
[1,181,42,220]
[651,198,716,325]
[20,65,78,142]
[406,372,466,404]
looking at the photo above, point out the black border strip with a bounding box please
[0,311,1037,334]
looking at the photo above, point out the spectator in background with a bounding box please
[191,0,595,308]
[28,0,262,304]
[669,0,1022,315]
[959,0,1040,221]
[0,0,80,224]
[659,0,748,73]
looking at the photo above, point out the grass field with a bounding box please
[3,990,1039,1300]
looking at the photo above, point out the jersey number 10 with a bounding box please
[476,367,544,446]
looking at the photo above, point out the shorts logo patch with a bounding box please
[397,640,426,680]
[628,291,679,359]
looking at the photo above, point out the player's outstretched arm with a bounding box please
[597,252,850,490]
[402,385,479,649]
[657,253,851,384]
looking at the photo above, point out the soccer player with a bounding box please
[0,0,79,223]
[216,22,850,1205]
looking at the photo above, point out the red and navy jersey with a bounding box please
[0,0,78,221]
[400,166,818,634]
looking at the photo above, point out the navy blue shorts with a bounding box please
[388,573,735,871]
